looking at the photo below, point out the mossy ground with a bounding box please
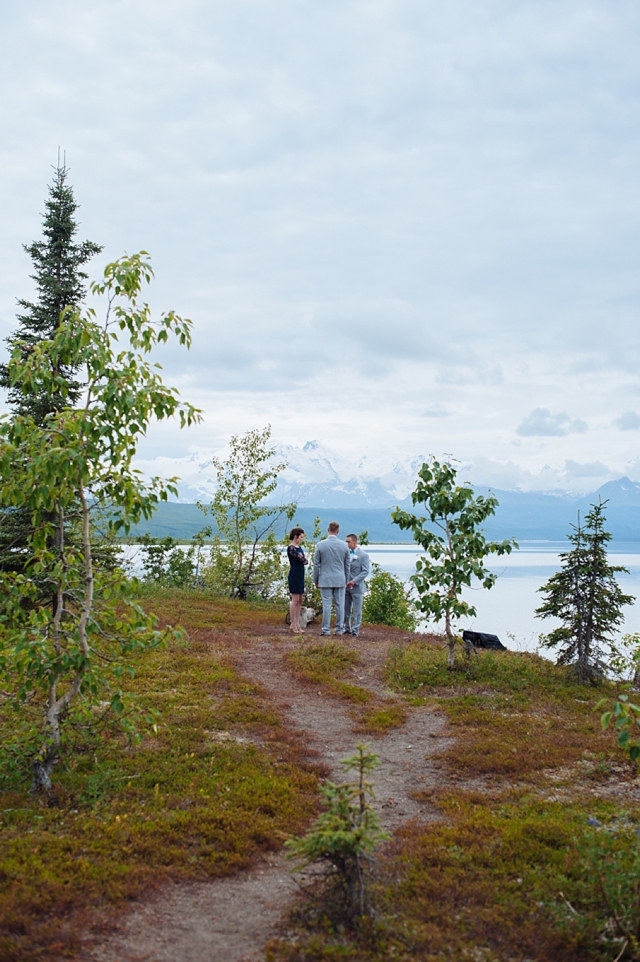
[284,640,407,734]
[285,641,370,704]
[268,641,640,962]
[3,599,639,962]
[0,590,317,961]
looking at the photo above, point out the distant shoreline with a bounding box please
[116,497,640,544]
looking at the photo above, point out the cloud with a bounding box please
[615,410,640,431]
[516,408,588,437]
[1,0,640,483]
[465,456,554,490]
[564,459,611,479]
[421,404,450,418]
[440,455,615,493]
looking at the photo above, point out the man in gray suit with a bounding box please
[313,521,351,635]
[344,534,370,637]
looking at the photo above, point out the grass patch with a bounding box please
[371,791,623,961]
[285,642,372,705]
[387,643,614,779]
[357,703,407,735]
[6,599,634,962]
[0,592,318,961]
[269,792,618,961]
[132,585,286,633]
[387,640,588,697]
[285,641,411,737]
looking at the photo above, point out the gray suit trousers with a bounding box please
[344,587,364,635]
[320,586,345,634]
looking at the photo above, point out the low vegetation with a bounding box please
[0,592,318,962]
[3,587,640,961]
[284,640,407,734]
[269,641,640,961]
[285,641,369,704]
[361,564,417,631]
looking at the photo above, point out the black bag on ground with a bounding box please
[462,630,507,651]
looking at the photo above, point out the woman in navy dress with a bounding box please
[287,527,308,633]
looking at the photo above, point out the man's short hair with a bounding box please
[346,533,358,542]
[328,521,340,533]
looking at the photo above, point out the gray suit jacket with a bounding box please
[346,547,370,594]
[313,536,351,588]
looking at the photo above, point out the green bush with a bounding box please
[553,817,640,960]
[362,563,417,631]
[139,534,196,586]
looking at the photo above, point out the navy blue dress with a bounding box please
[287,544,308,594]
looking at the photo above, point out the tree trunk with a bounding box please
[32,485,93,792]
[446,611,455,667]
[31,752,56,793]
[30,685,61,793]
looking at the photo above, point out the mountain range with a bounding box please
[134,439,428,508]
[130,443,640,542]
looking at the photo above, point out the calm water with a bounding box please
[367,542,640,652]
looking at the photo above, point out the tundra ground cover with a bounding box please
[3,596,640,962]
[376,644,640,961]
[285,640,408,734]
[268,643,640,961]
[0,592,317,961]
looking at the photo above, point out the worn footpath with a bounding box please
[82,622,451,962]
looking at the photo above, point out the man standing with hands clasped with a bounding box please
[313,521,351,635]
[344,534,370,637]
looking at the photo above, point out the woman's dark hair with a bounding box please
[289,527,305,541]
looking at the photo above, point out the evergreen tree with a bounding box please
[536,500,634,683]
[0,161,102,575]
[0,160,102,420]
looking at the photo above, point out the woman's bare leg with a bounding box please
[290,593,303,632]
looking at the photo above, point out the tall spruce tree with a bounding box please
[0,160,102,419]
[536,500,634,683]
[0,161,102,574]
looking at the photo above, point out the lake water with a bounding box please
[367,542,640,653]
[120,541,640,654]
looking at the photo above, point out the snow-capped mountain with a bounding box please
[272,440,428,507]
[133,440,428,508]
[133,438,640,512]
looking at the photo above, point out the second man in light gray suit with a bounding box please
[313,521,351,635]
[344,534,370,637]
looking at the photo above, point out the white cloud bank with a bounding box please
[1,0,640,491]
[516,408,588,437]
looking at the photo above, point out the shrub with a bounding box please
[139,535,196,586]
[362,563,417,631]
[553,818,640,960]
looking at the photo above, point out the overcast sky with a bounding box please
[1,0,640,492]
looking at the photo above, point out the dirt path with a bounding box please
[82,629,448,962]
